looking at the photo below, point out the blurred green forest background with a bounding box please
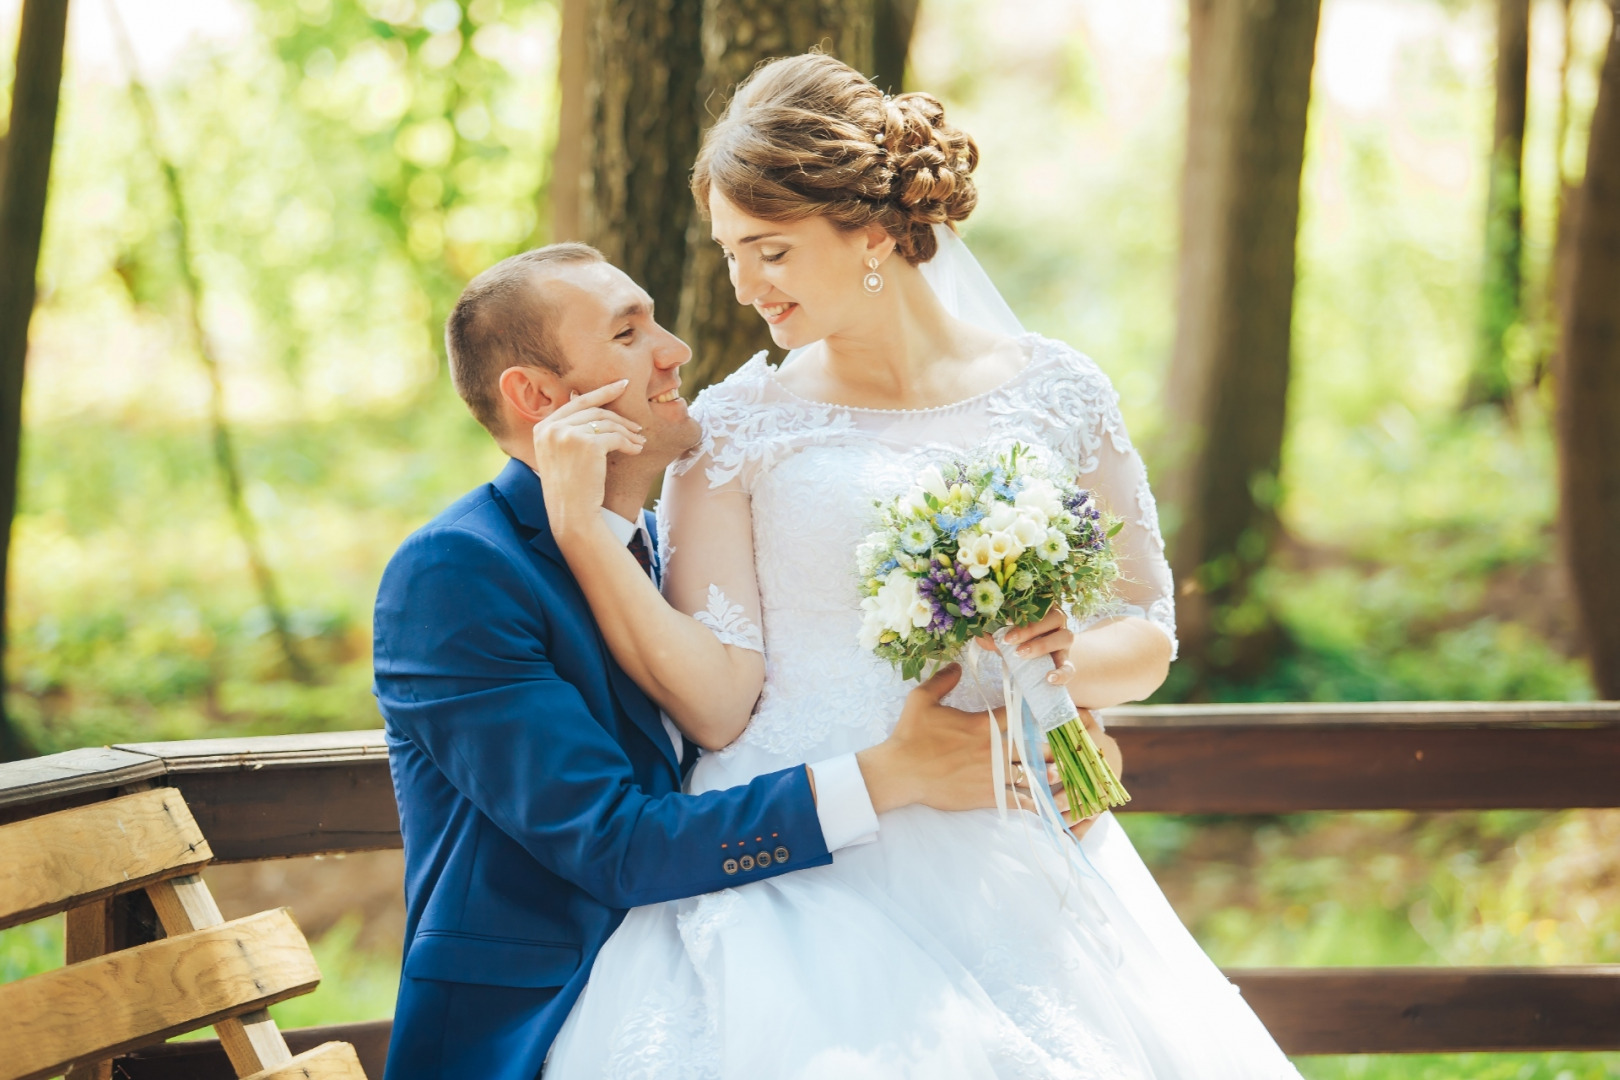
[0,0,1616,1076]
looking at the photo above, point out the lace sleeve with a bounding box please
[659,424,765,657]
[1052,348,1179,660]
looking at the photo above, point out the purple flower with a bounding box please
[921,559,978,627]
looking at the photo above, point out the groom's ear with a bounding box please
[497,364,571,428]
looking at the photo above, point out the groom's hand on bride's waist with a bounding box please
[855,664,1009,816]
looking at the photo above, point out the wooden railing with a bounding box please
[3,701,1618,1074]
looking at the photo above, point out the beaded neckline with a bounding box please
[760,332,1050,417]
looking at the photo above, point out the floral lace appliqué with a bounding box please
[692,584,764,653]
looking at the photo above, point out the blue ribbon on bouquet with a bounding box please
[965,649,1124,969]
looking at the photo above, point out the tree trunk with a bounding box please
[676,0,876,400]
[0,0,70,761]
[1540,0,1580,393]
[1467,0,1531,409]
[1557,2,1620,699]
[550,0,589,243]
[872,0,919,95]
[1163,0,1321,683]
[582,0,705,328]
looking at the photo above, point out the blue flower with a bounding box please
[990,467,1024,500]
[876,558,899,575]
[932,506,986,539]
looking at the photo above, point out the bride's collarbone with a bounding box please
[775,336,1026,412]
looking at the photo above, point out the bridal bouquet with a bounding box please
[856,445,1131,821]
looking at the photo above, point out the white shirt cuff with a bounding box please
[809,752,880,851]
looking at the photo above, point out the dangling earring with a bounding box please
[862,257,884,295]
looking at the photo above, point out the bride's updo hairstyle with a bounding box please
[691,53,979,265]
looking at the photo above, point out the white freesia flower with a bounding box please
[902,488,932,516]
[988,530,1024,564]
[982,503,1020,533]
[917,464,952,502]
[907,594,935,630]
[857,610,885,651]
[1038,529,1071,563]
[862,568,920,641]
[1011,513,1046,550]
[957,532,996,579]
[1016,478,1063,520]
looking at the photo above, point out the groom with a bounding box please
[373,243,1006,1079]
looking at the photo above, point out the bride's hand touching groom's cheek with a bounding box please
[531,379,647,539]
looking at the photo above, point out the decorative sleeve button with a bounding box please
[722,858,739,875]
[774,846,790,864]
[739,854,755,871]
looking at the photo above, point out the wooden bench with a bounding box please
[0,783,369,1080]
[0,702,1617,1071]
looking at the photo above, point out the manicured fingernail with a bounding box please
[1046,672,1060,683]
[1017,646,1031,657]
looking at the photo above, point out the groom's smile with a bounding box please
[542,260,702,466]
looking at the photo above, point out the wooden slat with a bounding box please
[115,731,389,770]
[240,1042,367,1080]
[0,746,163,810]
[170,764,403,862]
[0,909,321,1080]
[119,732,400,862]
[114,1021,391,1080]
[1108,700,1620,728]
[1111,722,1620,812]
[105,967,1620,1062]
[0,707,1614,862]
[1231,966,1620,1054]
[146,876,296,1074]
[0,787,211,930]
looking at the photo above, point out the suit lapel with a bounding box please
[491,458,680,778]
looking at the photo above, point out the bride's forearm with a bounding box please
[554,518,764,747]
[1064,617,1172,709]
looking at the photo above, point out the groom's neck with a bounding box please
[602,465,656,523]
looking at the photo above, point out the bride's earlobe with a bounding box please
[862,257,885,295]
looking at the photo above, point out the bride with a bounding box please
[539,53,1301,1079]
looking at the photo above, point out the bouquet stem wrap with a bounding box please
[991,626,1129,821]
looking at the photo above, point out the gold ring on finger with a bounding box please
[590,421,599,434]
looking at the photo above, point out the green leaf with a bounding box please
[1107,520,1124,537]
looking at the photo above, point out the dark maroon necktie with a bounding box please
[627,530,654,580]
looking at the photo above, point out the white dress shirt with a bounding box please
[599,507,879,851]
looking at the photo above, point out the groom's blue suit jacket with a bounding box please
[373,457,831,1078]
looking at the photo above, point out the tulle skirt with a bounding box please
[546,805,1303,1079]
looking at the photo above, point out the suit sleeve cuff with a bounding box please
[808,752,880,851]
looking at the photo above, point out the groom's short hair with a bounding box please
[446,243,605,434]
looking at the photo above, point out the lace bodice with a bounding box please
[658,334,1177,782]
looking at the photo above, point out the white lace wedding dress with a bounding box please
[546,334,1303,1079]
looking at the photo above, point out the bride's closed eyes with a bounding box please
[716,245,789,265]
